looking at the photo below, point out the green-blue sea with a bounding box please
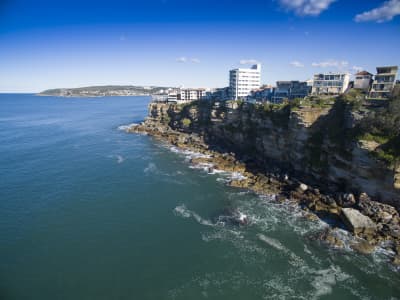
[0,94,399,299]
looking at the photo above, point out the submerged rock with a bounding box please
[351,240,376,255]
[341,208,377,235]
[321,229,345,249]
[393,256,400,266]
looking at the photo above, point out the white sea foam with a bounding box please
[169,146,211,159]
[189,162,214,172]
[257,234,286,251]
[309,266,351,300]
[173,204,191,218]
[165,137,398,289]
[230,172,247,181]
[107,154,125,164]
[116,155,124,164]
[173,205,214,227]
[207,169,225,175]
[117,123,138,131]
[144,162,158,174]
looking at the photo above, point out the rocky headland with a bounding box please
[126,94,400,266]
[38,85,171,97]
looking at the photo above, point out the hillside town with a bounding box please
[155,64,399,104]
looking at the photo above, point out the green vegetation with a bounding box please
[182,118,191,127]
[358,133,389,144]
[254,102,291,128]
[162,115,171,124]
[356,95,400,165]
[301,96,333,109]
[289,98,302,110]
[342,89,365,111]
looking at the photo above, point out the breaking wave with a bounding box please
[117,123,138,131]
[144,162,159,175]
[173,204,214,227]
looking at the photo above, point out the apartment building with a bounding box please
[178,88,207,102]
[311,72,350,95]
[229,64,261,100]
[166,88,207,104]
[369,66,398,99]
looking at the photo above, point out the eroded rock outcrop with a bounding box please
[341,208,377,235]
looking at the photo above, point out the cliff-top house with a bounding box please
[165,88,208,104]
[354,71,373,91]
[311,72,350,96]
[271,81,310,103]
[369,66,398,99]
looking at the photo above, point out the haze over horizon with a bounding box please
[0,0,399,92]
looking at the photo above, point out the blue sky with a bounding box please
[0,0,399,92]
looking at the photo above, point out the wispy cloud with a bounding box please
[176,57,200,63]
[352,66,364,72]
[278,0,336,16]
[239,59,259,65]
[311,60,349,68]
[355,0,400,23]
[176,57,188,63]
[290,61,305,68]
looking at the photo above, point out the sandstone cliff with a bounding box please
[135,99,400,209]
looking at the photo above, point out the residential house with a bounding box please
[272,81,310,103]
[354,71,373,90]
[369,66,398,99]
[311,72,350,95]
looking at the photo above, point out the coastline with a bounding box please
[36,93,152,98]
[124,116,400,267]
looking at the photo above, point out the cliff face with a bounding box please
[140,100,400,208]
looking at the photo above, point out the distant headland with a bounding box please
[38,85,172,97]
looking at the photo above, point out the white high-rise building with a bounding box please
[229,64,261,100]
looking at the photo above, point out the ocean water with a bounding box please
[0,94,399,299]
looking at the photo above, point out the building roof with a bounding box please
[356,71,372,76]
[377,66,398,70]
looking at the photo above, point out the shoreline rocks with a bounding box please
[127,120,400,266]
[341,208,377,235]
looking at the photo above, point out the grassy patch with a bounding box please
[358,133,389,144]
[181,118,191,127]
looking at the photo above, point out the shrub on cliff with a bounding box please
[182,118,192,127]
[357,95,400,165]
[343,89,364,111]
[254,102,291,129]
